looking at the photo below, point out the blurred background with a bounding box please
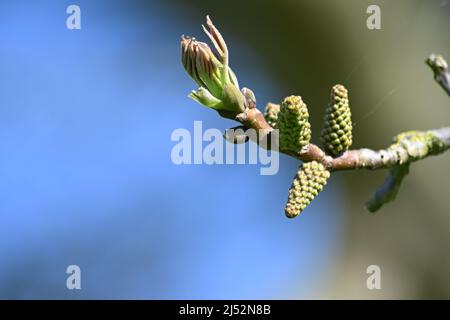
[0,0,449,299]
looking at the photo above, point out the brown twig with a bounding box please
[233,108,450,172]
[229,54,450,211]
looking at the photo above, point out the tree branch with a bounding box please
[234,109,450,172]
[230,54,450,212]
[426,53,450,96]
[366,163,410,212]
[235,54,450,169]
[181,16,450,214]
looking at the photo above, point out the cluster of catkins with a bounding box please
[265,84,353,218]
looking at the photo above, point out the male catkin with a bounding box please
[278,95,311,152]
[264,102,280,128]
[285,161,331,218]
[321,85,353,156]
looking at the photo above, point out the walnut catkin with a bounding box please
[320,85,353,156]
[285,161,331,218]
[278,95,311,153]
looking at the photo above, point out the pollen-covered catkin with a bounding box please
[278,96,311,152]
[285,161,331,218]
[264,102,280,128]
[320,85,353,156]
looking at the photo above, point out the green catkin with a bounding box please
[264,102,280,128]
[320,84,353,156]
[278,95,311,152]
[285,161,331,218]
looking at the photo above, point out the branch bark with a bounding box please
[229,54,450,211]
[233,55,450,173]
